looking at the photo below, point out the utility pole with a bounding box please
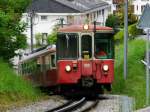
[124,0,128,80]
[28,10,35,52]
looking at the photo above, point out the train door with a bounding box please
[81,34,92,59]
[46,53,57,86]
[80,33,94,77]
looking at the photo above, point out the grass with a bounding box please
[112,39,146,109]
[0,59,42,111]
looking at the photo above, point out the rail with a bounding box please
[46,97,86,112]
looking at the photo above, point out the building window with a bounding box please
[99,10,102,15]
[141,5,145,12]
[41,16,48,21]
[42,33,48,45]
[102,9,104,15]
[137,5,138,11]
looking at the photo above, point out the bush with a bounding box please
[114,29,124,42]
[128,23,143,39]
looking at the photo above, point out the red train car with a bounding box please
[19,24,114,93]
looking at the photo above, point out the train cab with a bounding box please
[56,25,114,91]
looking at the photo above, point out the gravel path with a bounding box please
[7,95,134,112]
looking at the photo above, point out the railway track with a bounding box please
[46,97,99,112]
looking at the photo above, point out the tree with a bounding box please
[105,14,120,29]
[115,1,137,27]
[35,33,42,47]
[47,25,59,44]
[0,0,30,60]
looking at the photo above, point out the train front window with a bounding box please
[81,35,92,59]
[57,33,78,60]
[94,33,114,59]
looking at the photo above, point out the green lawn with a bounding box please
[0,59,42,111]
[112,39,146,109]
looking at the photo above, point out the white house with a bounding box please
[101,0,117,13]
[22,0,112,46]
[131,0,150,18]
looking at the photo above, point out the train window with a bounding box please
[45,55,50,70]
[21,59,38,76]
[57,33,78,60]
[94,33,114,59]
[50,54,56,68]
[81,35,92,59]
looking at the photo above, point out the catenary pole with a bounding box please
[124,0,128,80]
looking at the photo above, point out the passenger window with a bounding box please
[51,54,56,68]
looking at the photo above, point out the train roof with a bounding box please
[20,46,56,63]
[58,25,113,33]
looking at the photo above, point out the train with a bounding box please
[19,24,114,94]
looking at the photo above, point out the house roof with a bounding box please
[26,0,80,13]
[26,0,109,13]
[56,0,109,12]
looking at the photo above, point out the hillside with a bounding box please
[0,59,41,111]
[112,39,146,109]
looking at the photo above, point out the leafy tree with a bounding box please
[105,14,120,29]
[0,0,30,60]
[115,2,137,27]
[47,25,59,44]
[35,33,42,47]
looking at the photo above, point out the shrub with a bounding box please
[128,23,143,39]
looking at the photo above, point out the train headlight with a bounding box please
[103,65,109,72]
[65,65,71,72]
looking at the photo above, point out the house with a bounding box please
[101,0,117,13]
[131,0,150,18]
[22,0,112,45]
